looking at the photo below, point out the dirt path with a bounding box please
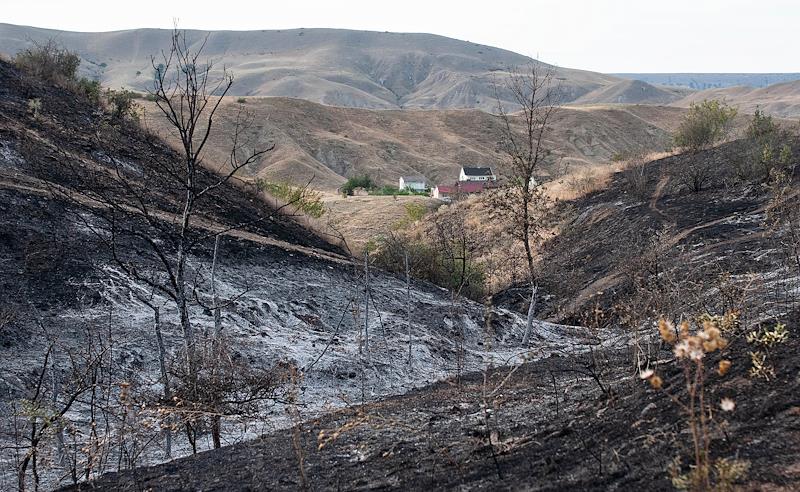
[649,174,671,221]
[554,272,625,321]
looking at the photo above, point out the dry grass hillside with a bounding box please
[141,97,686,190]
[571,79,691,105]
[673,80,800,119]
[0,23,619,111]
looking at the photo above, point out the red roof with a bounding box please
[435,182,495,194]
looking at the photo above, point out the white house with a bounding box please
[459,167,496,182]
[399,175,428,192]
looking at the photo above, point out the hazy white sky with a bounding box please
[3,0,797,73]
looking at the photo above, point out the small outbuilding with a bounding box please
[399,175,429,192]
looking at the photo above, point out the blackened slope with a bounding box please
[517,139,800,324]
[0,59,341,255]
[63,314,800,491]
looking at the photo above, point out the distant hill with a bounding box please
[571,79,691,105]
[141,97,685,190]
[0,23,619,111]
[672,80,800,119]
[615,73,800,90]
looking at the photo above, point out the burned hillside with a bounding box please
[1,28,799,492]
[515,137,800,330]
[0,58,595,490]
[71,128,800,491]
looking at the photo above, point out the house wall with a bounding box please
[459,168,496,182]
[460,175,493,182]
[400,178,427,191]
[432,187,451,200]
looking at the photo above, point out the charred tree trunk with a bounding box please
[153,307,172,458]
[363,250,370,359]
[405,251,412,366]
[522,283,538,345]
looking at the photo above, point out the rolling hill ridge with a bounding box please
[142,97,685,190]
[0,23,619,111]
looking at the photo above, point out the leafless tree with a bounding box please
[431,209,483,379]
[15,325,111,492]
[490,62,560,345]
[147,28,273,371]
[20,27,332,457]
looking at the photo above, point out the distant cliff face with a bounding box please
[0,23,618,110]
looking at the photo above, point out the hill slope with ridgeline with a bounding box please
[4,23,800,119]
[615,73,800,90]
[672,80,800,119]
[570,79,691,105]
[0,23,621,111]
[62,116,800,492]
[142,97,685,190]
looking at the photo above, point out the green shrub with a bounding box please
[105,88,140,120]
[746,108,777,140]
[392,201,430,230]
[372,233,486,301]
[340,175,375,196]
[370,235,486,300]
[372,185,401,195]
[27,98,42,118]
[404,202,427,222]
[258,180,325,218]
[15,40,80,83]
[236,97,247,104]
[75,78,102,105]
[674,100,737,152]
[734,108,796,183]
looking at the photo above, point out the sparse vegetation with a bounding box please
[734,108,797,182]
[14,40,105,107]
[14,39,80,83]
[26,98,41,119]
[105,88,141,121]
[642,314,750,491]
[490,62,560,345]
[258,180,326,218]
[674,99,737,153]
[373,206,486,301]
[746,322,789,380]
[565,167,605,197]
[75,77,101,104]
[622,153,650,199]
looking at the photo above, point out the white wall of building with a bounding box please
[399,177,427,191]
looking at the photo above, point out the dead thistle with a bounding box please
[641,314,749,490]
